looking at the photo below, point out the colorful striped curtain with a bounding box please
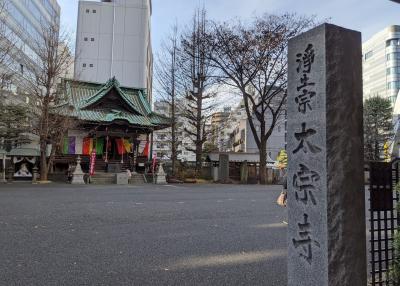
[62,137,69,155]
[123,139,132,153]
[68,137,76,155]
[142,141,149,157]
[115,138,125,155]
[95,138,104,154]
[82,138,93,155]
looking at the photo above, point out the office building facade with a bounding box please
[363,25,400,103]
[74,0,153,100]
[0,0,60,102]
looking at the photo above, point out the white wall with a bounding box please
[74,0,151,91]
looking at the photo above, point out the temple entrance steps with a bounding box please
[88,172,147,185]
[130,173,147,184]
[89,172,115,184]
[95,160,131,172]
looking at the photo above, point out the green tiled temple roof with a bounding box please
[57,77,170,129]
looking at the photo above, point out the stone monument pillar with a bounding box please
[218,154,229,183]
[71,156,86,185]
[240,160,248,184]
[287,24,366,285]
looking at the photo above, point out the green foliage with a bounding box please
[364,96,393,161]
[276,149,288,168]
[0,102,31,151]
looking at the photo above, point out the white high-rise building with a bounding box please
[363,25,400,103]
[74,0,153,100]
[0,0,60,101]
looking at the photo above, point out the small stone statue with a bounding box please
[155,163,167,184]
[14,163,32,177]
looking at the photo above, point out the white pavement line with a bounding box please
[177,202,185,204]
[217,200,223,203]
[135,203,144,205]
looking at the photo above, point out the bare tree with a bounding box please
[21,22,74,181]
[179,8,215,173]
[155,24,181,175]
[208,14,315,184]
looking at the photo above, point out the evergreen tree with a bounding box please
[364,96,393,161]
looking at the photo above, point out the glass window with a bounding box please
[387,38,400,47]
[386,53,400,61]
[364,51,373,60]
[42,0,58,18]
[387,81,400,90]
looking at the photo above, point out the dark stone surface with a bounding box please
[218,154,229,183]
[0,184,287,286]
[287,24,366,285]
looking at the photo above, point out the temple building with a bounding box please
[52,77,169,178]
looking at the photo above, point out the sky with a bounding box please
[58,0,400,105]
[59,0,400,54]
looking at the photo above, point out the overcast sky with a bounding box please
[59,0,400,54]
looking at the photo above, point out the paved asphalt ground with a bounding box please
[0,184,287,286]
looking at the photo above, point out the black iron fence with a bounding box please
[369,160,400,285]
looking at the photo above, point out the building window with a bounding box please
[364,51,373,61]
[89,64,93,67]
[92,9,96,13]
[83,63,86,67]
[387,52,400,62]
[387,38,400,47]
[84,37,88,41]
[91,38,95,42]
[86,9,90,13]
[387,81,400,90]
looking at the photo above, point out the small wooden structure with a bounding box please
[206,152,278,184]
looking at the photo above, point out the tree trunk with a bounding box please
[195,87,203,176]
[259,138,267,185]
[40,148,47,181]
